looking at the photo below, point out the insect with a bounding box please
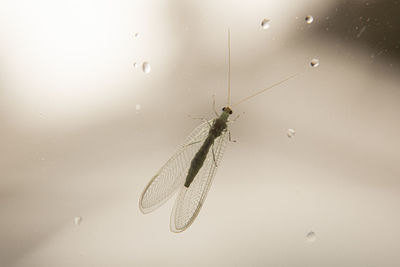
[139,30,297,232]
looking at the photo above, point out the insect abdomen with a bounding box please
[184,136,214,187]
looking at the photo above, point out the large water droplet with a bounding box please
[305,15,314,24]
[142,62,151,73]
[74,216,82,226]
[306,231,316,242]
[261,19,271,30]
[287,128,296,138]
[136,104,141,111]
[133,62,137,68]
[310,58,320,67]
[134,33,140,38]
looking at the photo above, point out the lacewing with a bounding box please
[139,30,297,232]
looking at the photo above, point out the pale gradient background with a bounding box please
[1,0,400,266]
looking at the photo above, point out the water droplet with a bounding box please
[310,58,320,67]
[136,104,141,111]
[287,128,296,138]
[306,231,316,242]
[134,33,140,38]
[142,62,151,73]
[74,216,82,226]
[133,62,137,68]
[305,15,314,24]
[261,19,271,30]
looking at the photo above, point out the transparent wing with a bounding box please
[170,130,229,232]
[139,120,214,214]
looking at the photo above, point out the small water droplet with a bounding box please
[261,19,271,30]
[287,128,296,138]
[133,62,137,68]
[142,62,151,73]
[306,231,316,242]
[136,104,141,111]
[74,216,82,226]
[305,15,314,24]
[310,58,320,67]
[134,33,140,38]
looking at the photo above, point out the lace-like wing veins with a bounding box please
[170,130,228,232]
[139,120,213,213]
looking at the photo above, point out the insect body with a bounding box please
[185,107,232,187]
[139,30,297,232]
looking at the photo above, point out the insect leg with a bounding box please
[187,115,212,127]
[182,140,203,148]
[228,112,245,123]
[212,95,219,117]
[228,131,237,143]
[211,142,218,167]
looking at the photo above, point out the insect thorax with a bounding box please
[211,111,229,138]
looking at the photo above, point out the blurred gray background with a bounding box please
[1,0,400,266]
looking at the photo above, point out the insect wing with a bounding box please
[139,120,213,214]
[170,130,229,232]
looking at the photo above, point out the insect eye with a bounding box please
[222,107,225,111]
[229,110,233,114]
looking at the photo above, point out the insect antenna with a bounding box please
[227,29,231,107]
[231,73,299,107]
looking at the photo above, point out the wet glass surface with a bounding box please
[0,0,399,266]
